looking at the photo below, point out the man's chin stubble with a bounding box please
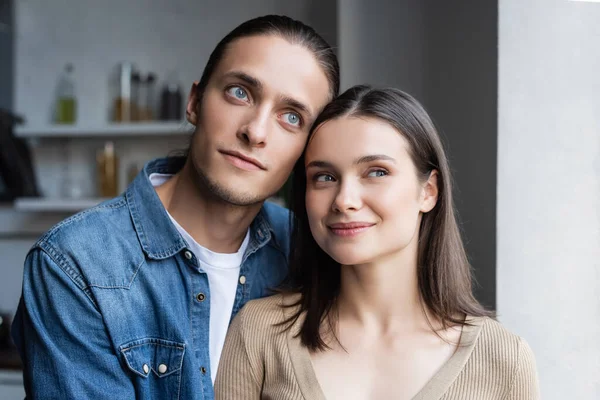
[193,166,268,207]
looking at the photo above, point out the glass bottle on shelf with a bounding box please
[97,141,119,197]
[55,63,77,124]
[112,62,135,122]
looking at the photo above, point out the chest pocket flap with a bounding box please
[120,338,185,378]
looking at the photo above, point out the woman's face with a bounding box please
[304,116,438,266]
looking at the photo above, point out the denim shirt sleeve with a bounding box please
[12,248,135,399]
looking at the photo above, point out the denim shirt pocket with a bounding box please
[120,338,186,399]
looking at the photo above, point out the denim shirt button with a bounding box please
[158,364,168,374]
[184,250,193,260]
[196,293,206,302]
[142,364,149,374]
[200,366,207,375]
[239,275,246,285]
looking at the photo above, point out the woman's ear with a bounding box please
[420,170,439,213]
[186,81,200,126]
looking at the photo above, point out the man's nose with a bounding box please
[237,107,270,147]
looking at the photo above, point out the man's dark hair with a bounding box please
[196,15,340,103]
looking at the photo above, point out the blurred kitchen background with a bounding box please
[0,0,598,399]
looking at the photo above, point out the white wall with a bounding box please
[498,0,600,398]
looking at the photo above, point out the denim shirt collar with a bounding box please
[126,157,279,260]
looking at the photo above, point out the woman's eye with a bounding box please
[314,174,335,182]
[226,86,249,101]
[281,112,302,127]
[367,169,388,178]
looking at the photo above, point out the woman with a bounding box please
[215,86,539,399]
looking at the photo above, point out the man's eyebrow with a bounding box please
[279,95,313,119]
[306,155,396,170]
[223,71,263,91]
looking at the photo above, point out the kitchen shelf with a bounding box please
[14,121,191,138]
[13,197,110,212]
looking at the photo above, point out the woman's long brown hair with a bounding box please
[279,85,493,351]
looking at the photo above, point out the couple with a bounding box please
[12,15,539,400]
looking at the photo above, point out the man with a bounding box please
[12,15,339,399]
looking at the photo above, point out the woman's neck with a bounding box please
[336,242,433,335]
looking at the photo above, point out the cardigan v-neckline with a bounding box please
[284,310,485,400]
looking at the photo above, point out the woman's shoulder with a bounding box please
[470,316,538,375]
[476,317,529,350]
[236,293,302,334]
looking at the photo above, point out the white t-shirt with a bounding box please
[150,173,250,383]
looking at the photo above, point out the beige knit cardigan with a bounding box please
[215,294,540,399]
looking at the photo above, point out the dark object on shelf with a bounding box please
[0,312,13,349]
[0,109,40,201]
[0,312,21,369]
[159,81,183,121]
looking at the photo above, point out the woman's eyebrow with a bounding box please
[306,154,396,170]
[353,154,396,164]
[306,160,333,169]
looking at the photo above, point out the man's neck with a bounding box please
[154,160,263,253]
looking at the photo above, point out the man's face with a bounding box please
[186,35,331,206]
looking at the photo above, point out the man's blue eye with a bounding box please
[282,112,301,127]
[227,86,248,100]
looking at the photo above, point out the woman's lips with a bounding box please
[328,222,375,237]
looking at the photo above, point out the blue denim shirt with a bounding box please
[12,157,291,400]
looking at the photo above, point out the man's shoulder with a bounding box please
[261,200,291,229]
[31,195,144,287]
[38,196,132,248]
[260,201,292,252]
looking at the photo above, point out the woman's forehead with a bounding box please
[305,116,410,164]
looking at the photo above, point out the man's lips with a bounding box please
[220,150,266,171]
[328,222,376,237]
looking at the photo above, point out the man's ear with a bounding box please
[420,170,439,213]
[186,81,200,126]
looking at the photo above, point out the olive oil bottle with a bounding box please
[55,63,77,124]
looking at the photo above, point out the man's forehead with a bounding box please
[214,36,329,112]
